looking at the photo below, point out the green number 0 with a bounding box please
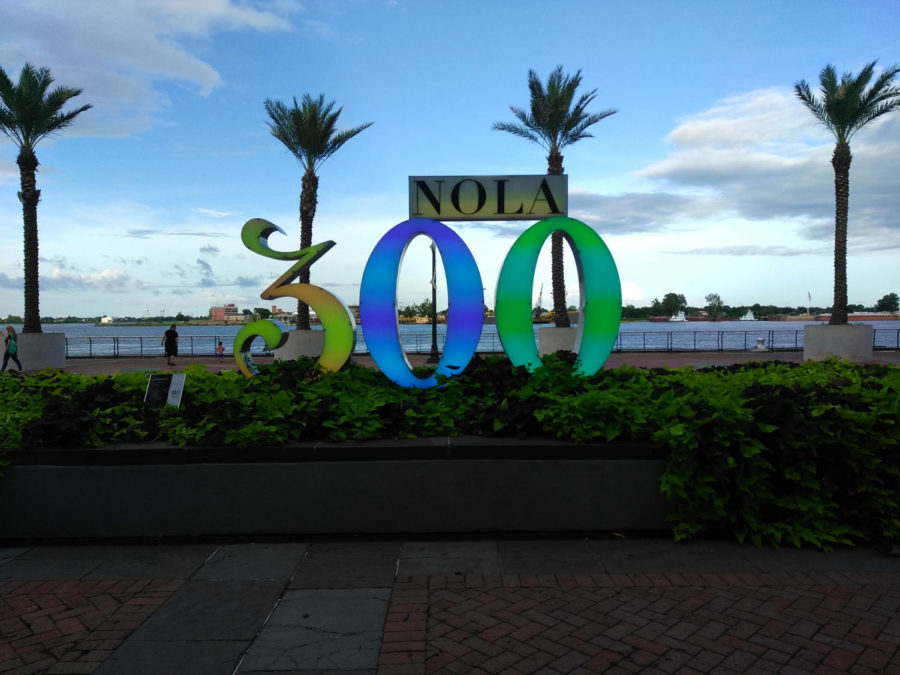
[495,217,621,376]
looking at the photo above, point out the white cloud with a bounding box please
[569,190,717,235]
[661,88,822,153]
[621,282,644,303]
[671,244,828,257]
[470,89,898,251]
[0,0,298,137]
[192,208,236,218]
[42,267,135,292]
[126,229,229,239]
[637,87,900,246]
[196,258,214,276]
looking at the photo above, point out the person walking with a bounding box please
[161,324,178,366]
[1,325,23,372]
[215,340,225,364]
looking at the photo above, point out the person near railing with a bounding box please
[1,325,23,372]
[161,324,178,366]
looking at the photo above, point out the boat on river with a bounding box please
[668,311,687,322]
[739,310,757,321]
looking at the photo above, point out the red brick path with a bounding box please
[3,571,898,673]
[0,579,181,674]
[380,574,900,674]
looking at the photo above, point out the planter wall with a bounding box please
[0,440,669,539]
[804,324,874,363]
[273,329,325,361]
[538,326,578,356]
[13,332,66,372]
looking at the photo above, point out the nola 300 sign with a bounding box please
[234,175,621,388]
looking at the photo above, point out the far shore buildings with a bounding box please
[209,303,243,323]
[269,305,295,323]
[207,304,303,323]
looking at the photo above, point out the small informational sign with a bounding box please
[409,175,567,221]
[144,373,186,408]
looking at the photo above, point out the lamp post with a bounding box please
[427,241,440,363]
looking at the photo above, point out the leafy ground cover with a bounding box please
[1,355,898,550]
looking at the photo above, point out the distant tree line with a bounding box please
[621,291,899,320]
[5,292,897,326]
[398,299,448,319]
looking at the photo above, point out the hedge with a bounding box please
[1,355,897,549]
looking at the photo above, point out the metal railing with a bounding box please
[64,335,239,359]
[613,330,804,352]
[63,328,900,358]
[613,328,899,352]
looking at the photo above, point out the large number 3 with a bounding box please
[234,218,356,377]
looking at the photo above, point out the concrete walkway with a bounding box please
[1,539,898,673]
[55,349,900,377]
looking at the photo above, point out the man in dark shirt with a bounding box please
[161,324,178,366]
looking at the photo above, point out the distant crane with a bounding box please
[533,284,543,319]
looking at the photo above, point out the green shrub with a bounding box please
[2,356,898,549]
[655,360,900,549]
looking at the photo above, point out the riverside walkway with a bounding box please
[54,348,900,376]
[2,351,899,673]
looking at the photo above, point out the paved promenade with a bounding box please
[2,539,899,674]
[55,348,900,377]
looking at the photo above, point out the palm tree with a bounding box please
[494,66,616,327]
[795,61,900,325]
[264,94,372,329]
[0,63,91,334]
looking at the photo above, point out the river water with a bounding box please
[21,319,900,358]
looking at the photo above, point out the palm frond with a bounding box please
[265,93,371,173]
[0,63,90,151]
[795,61,900,142]
[493,65,616,164]
[492,121,541,145]
[849,64,900,137]
[318,121,374,170]
[794,79,834,133]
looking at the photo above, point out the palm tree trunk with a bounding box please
[546,146,570,328]
[547,147,564,175]
[17,148,42,334]
[297,168,319,330]
[550,232,570,327]
[829,141,851,326]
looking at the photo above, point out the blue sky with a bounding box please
[1,0,898,319]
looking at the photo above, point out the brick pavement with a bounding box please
[2,545,899,674]
[380,573,900,675]
[0,579,181,674]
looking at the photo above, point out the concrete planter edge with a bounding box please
[10,332,66,372]
[803,324,874,363]
[0,441,670,539]
[272,329,325,361]
[537,326,577,355]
